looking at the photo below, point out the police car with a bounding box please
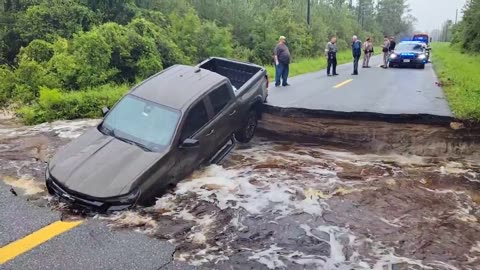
[388,41,429,69]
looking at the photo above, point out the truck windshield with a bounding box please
[101,95,180,151]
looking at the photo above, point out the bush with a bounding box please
[0,66,15,105]
[19,39,54,63]
[13,60,60,103]
[18,84,130,124]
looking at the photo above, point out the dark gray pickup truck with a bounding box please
[46,57,269,212]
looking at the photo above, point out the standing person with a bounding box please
[381,36,390,69]
[362,37,373,68]
[389,36,397,53]
[325,36,339,77]
[351,35,362,75]
[273,36,291,87]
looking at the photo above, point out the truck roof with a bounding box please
[130,64,227,111]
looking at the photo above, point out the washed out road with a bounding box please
[268,55,453,117]
[1,58,478,270]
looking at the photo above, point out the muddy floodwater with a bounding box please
[1,119,480,270]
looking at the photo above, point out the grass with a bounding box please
[430,42,480,121]
[266,48,382,78]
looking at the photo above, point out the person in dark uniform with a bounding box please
[273,36,291,87]
[325,36,339,77]
[351,35,362,75]
[389,36,397,52]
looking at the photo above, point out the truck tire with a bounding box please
[235,110,258,143]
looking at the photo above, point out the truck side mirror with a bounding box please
[180,138,199,149]
[102,107,110,117]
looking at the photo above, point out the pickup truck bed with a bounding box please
[198,57,268,93]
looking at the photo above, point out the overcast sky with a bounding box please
[407,0,468,32]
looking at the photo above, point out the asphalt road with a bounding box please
[268,55,453,117]
[0,181,193,270]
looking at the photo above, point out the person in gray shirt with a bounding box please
[325,36,339,77]
[273,36,291,87]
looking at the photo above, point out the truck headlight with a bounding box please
[390,53,397,59]
[418,54,426,60]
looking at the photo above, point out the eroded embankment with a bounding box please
[258,110,480,158]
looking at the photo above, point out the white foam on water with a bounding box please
[379,215,409,228]
[149,141,475,269]
[316,148,426,167]
[103,211,157,234]
[439,162,472,175]
[248,244,286,269]
[249,223,439,270]
[425,261,460,270]
[2,176,46,195]
[156,165,329,217]
[0,119,99,139]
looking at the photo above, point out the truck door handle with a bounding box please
[206,129,214,137]
[229,110,237,116]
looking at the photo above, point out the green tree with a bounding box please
[167,8,202,63]
[17,0,97,42]
[128,17,188,67]
[197,21,233,61]
[18,39,53,63]
[376,0,414,36]
[453,0,480,52]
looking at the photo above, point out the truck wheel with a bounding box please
[388,63,394,68]
[235,110,258,143]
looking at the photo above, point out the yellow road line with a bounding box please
[334,79,353,89]
[0,220,83,264]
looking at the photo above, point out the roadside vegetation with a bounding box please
[431,43,480,121]
[0,0,415,124]
[430,0,480,121]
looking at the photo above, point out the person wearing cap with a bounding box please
[325,36,339,77]
[273,36,291,87]
[351,35,362,75]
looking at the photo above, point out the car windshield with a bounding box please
[101,95,180,151]
[396,43,424,52]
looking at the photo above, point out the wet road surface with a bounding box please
[268,56,453,117]
[1,119,480,269]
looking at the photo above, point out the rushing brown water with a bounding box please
[1,119,480,270]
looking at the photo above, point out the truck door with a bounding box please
[176,98,217,177]
[205,83,238,148]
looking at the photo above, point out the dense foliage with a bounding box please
[0,0,414,123]
[452,0,480,53]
